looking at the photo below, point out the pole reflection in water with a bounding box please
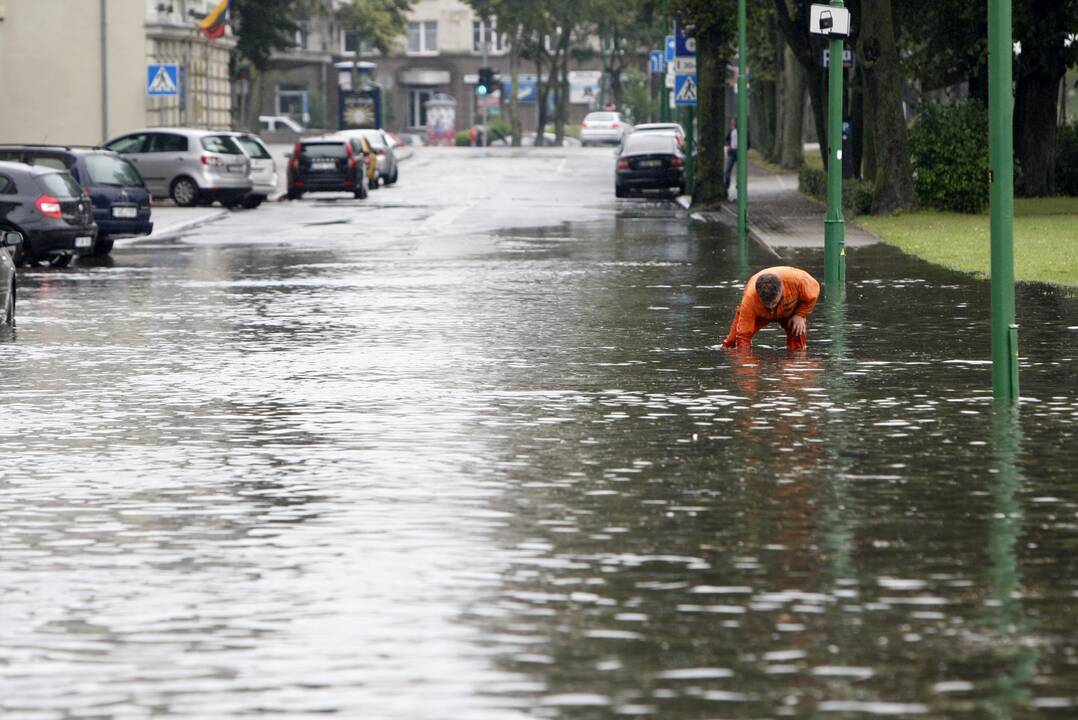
[982,405,1036,718]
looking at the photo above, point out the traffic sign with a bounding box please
[674,57,696,74]
[675,22,696,57]
[147,64,179,96]
[821,48,855,67]
[665,36,676,62]
[649,50,665,74]
[674,74,697,106]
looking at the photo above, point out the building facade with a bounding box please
[0,0,234,145]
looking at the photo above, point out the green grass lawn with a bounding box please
[859,197,1078,287]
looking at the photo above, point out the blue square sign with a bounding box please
[147,64,179,96]
[665,36,676,62]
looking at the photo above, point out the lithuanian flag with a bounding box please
[198,0,231,40]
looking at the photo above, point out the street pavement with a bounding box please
[4,145,1078,719]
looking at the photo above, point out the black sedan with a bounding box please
[614,133,686,198]
[0,160,96,267]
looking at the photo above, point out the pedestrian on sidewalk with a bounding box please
[723,117,738,193]
[723,266,820,351]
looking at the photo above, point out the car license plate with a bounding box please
[313,160,336,170]
[75,236,93,248]
[227,164,246,173]
[112,206,138,218]
[639,160,662,168]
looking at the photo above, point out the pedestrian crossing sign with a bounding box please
[674,74,697,106]
[147,64,179,96]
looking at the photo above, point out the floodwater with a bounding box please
[2,171,1078,717]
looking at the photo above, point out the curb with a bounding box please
[125,209,230,245]
[677,195,784,259]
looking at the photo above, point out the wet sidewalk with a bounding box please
[684,159,880,252]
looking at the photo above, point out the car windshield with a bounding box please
[85,154,144,187]
[235,136,271,159]
[301,143,347,158]
[36,172,83,198]
[201,135,244,154]
[358,131,386,150]
[624,134,676,154]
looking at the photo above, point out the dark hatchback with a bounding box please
[0,146,152,256]
[0,160,96,267]
[286,137,369,200]
[614,133,686,198]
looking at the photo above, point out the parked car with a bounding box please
[259,115,305,134]
[0,145,152,256]
[333,128,398,186]
[580,112,633,146]
[614,133,686,198]
[102,128,252,208]
[630,122,686,146]
[286,136,372,200]
[0,160,97,267]
[0,229,22,324]
[224,132,278,208]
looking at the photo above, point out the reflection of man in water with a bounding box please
[723,266,820,350]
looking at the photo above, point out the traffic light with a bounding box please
[477,66,496,97]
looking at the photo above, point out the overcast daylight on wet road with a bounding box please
[3,146,1078,718]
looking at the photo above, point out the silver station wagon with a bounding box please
[103,128,252,207]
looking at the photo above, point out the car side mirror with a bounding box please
[1,230,24,247]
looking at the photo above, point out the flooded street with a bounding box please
[2,147,1078,718]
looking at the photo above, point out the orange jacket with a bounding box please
[723,266,820,349]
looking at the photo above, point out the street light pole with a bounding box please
[824,0,846,289]
[989,0,1019,400]
[736,0,748,242]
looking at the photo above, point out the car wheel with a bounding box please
[222,197,245,210]
[170,177,199,207]
[242,195,264,209]
[286,188,303,201]
[615,185,627,198]
[28,254,71,269]
[3,280,14,325]
[370,174,380,190]
[93,238,114,256]
[387,169,398,185]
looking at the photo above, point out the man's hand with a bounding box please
[789,314,807,337]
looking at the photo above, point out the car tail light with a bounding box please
[201,155,224,166]
[617,159,630,170]
[670,157,684,168]
[581,121,588,129]
[290,143,302,171]
[611,122,620,128]
[35,194,63,219]
[345,143,358,170]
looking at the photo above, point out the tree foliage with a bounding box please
[231,0,305,71]
[336,0,413,56]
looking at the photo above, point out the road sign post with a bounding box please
[674,21,696,197]
[989,0,1019,400]
[736,0,748,242]
[662,33,675,122]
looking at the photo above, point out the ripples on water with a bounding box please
[1,215,1077,717]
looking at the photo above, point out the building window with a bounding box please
[342,30,374,54]
[407,21,437,53]
[277,85,310,124]
[472,20,502,52]
[294,23,309,50]
[409,89,433,128]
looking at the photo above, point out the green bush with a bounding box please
[455,130,471,146]
[908,100,989,213]
[487,118,511,144]
[1055,121,1078,196]
[798,166,875,217]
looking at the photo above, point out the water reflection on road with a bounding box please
[2,177,1077,716]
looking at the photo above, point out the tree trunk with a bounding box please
[509,25,522,147]
[850,62,864,179]
[535,51,549,145]
[770,26,787,165]
[861,0,915,213]
[780,43,805,168]
[750,79,776,163]
[1013,0,1069,197]
[694,23,726,206]
[772,0,829,169]
[555,36,570,144]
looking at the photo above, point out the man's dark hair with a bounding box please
[755,273,782,305]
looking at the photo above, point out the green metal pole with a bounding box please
[686,106,695,196]
[823,0,846,289]
[989,0,1019,400]
[736,0,748,241]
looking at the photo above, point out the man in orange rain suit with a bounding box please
[723,266,821,351]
